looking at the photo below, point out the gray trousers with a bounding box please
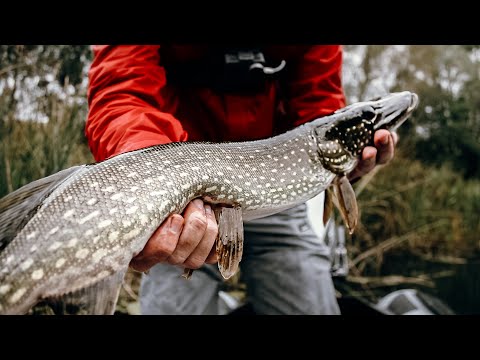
[139,203,340,315]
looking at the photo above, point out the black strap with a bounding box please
[163,47,286,94]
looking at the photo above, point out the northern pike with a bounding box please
[0,91,419,315]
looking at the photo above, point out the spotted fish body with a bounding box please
[0,91,418,315]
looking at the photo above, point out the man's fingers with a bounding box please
[374,129,395,164]
[184,203,218,269]
[129,214,184,272]
[348,146,377,181]
[166,199,207,266]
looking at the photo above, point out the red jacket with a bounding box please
[86,45,346,162]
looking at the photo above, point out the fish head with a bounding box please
[313,91,419,175]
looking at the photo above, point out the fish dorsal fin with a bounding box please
[214,206,244,280]
[331,175,359,235]
[0,165,86,252]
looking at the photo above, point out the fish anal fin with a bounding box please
[214,205,244,280]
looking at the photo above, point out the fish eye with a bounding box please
[362,109,376,120]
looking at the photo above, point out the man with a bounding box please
[86,45,397,314]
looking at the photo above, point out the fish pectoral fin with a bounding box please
[214,205,244,280]
[331,176,359,235]
[38,269,127,315]
[323,188,334,226]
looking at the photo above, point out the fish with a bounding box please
[0,91,418,315]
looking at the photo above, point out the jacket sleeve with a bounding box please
[86,45,188,162]
[283,45,346,128]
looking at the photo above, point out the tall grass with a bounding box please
[352,150,480,275]
[0,87,93,198]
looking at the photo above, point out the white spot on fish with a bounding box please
[90,182,99,188]
[55,258,66,268]
[92,249,108,263]
[150,190,167,196]
[111,193,124,200]
[31,269,44,280]
[48,241,62,251]
[217,172,224,176]
[126,206,138,215]
[30,245,37,252]
[179,172,188,177]
[108,231,119,242]
[192,167,200,171]
[139,214,149,225]
[202,175,209,180]
[126,196,137,204]
[9,288,26,304]
[98,219,112,228]
[124,228,142,241]
[49,227,59,235]
[122,220,132,228]
[146,203,154,211]
[87,198,97,206]
[85,229,94,236]
[144,178,154,184]
[63,209,75,219]
[102,186,115,192]
[181,184,190,190]
[75,249,89,259]
[234,186,243,192]
[109,207,118,215]
[67,238,78,247]
[26,232,36,239]
[166,181,174,186]
[127,172,137,177]
[206,186,217,192]
[20,258,34,271]
[0,284,11,294]
[78,210,100,224]
[205,163,212,167]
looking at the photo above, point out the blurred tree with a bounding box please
[344,45,480,179]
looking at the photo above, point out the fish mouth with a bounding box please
[373,91,419,132]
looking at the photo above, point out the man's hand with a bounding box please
[129,199,219,273]
[348,129,398,182]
